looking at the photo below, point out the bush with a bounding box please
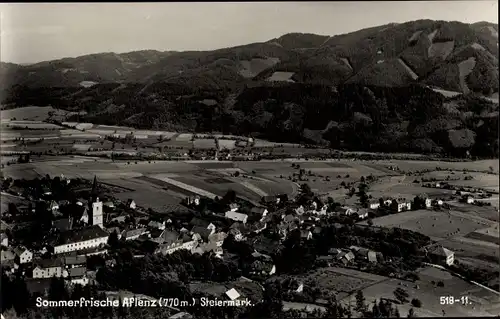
[411,298,422,308]
[437,281,444,287]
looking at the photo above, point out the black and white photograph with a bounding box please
[0,2,499,318]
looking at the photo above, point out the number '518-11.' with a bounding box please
[440,296,470,305]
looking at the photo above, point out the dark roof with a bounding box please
[189,217,211,228]
[52,218,72,232]
[261,196,277,203]
[55,225,109,245]
[253,237,280,255]
[192,226,212,241]
[250,207,267,215]
[35,258,64,269]
[63,255,87,265]
[68,266,87,278]
[159,230,180,245]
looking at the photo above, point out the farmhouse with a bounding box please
[208,232,226,247]
[225,211,248,224]
[155,231,198,255]
[192,226,214,242]
[67,267,89,286]
[189,217,216,232]
[1,249,16,267]
[1,232,8,247]
[369,199,380,210]
[126,199,137,209]
[121,228,148,241]
[426,245,455,266]
[51,225,109,254]
[32,258,67,279]
[13,246,33,264]
[340,206,357,215]
[355,208,369,220]
[63,255,87,269]
[461,195,475,204]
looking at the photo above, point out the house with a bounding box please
[208,232,226,247]
[192,241,223,258]
[427,245,454,266]
[249,260,276,276]
[121,228,148,241]
[67,267,89,286]
[425,198,432,208]
[367,251,379,263]
[225,288,241,301]
[32,258,67,279]
[462,195,475,204]
[225,211,248,224]
[339,251,355,265]
[191,226,214,242]
[103,201,115,209]
[51,225,109,254]
[1,232,8,247]
[126,199,136,209]
[369,199,380,210]
[189,218,216,232]
[340,206,357,216]
[13,246,33,264]
[1,249,16,267]
[432,199,444,206]
[63,256,87,269]
[317,255,335,266]
[356,209,369,220]
[250,207,268,220]
[49,200,59,212]
[228,226,245,241]
[229,203,240,212]
[148,220,166,230]
[300,230,313,241]
[155,231,197,255]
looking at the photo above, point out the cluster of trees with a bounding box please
[4,82,498,158]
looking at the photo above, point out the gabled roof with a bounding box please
[192,227,211,241]
[68,266,87,278]
[1,250,15,261]
[55,225,109,245]
[52,218,72,232]
[367,251,378,262]
[225,288,241,301]
[250,207,267,215]
[64,255,87,265]
[428,245,454,258]
[189,217,211,228]
[13,246,30,256]
[121,228,147,239]
[34,258,64,269]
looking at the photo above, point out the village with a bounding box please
[1,159,498,319]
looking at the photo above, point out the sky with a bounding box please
[0,1,497,64]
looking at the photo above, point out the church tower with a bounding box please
[88,176,103,228]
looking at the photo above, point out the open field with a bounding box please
[377,159,499,174]
[349,266,500,317]
[281,267,387,300]
[360,209,490,240]
[1,106,84,122]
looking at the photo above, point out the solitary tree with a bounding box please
[355,290,367,313]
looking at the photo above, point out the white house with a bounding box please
[369,200,380,210]
[425,198,432,208]
[13,246,33,264]
[52,225,109,254]
[1,233,8,247]
[340,206,357,216]
[225,211,248,224]
[148,220,166,230]
[32,258,67,279]
[225,288,241,301]
[126,199,137,210]
[67,267,89,286]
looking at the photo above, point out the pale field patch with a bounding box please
[428,41,454,59]
[175,133,193,142]
[218,140,236,149]
[266,71,295,82]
